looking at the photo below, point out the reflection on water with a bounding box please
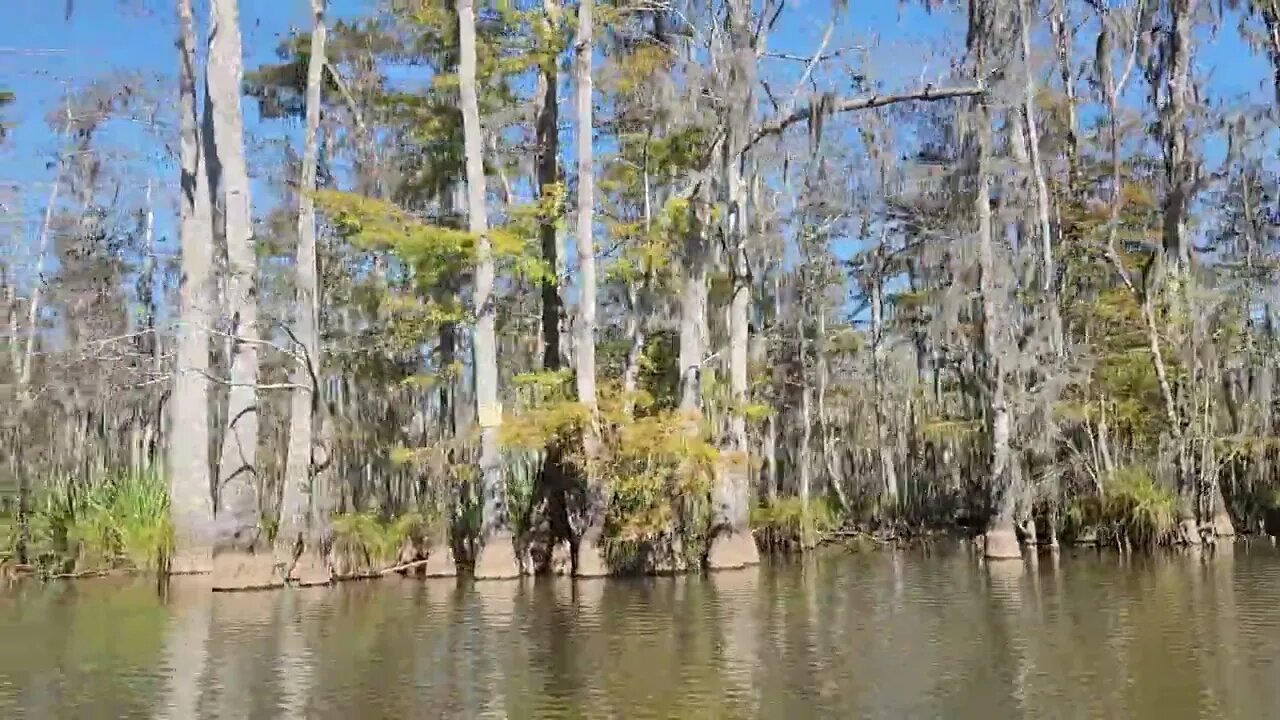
[4,542,1280,718]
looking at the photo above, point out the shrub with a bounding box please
[501,381,719,572]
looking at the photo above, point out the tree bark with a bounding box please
[276,0,332,587]
[707,0,760,571]
[1161,0,1202,540]
[537,2,562,372]
[460,0,519,580]
[571,0,607,577]
[971,0,1020,560]
[870,258,899,509]
[679,213,708,413]
[170,0,216,575]
[207,0,266,585]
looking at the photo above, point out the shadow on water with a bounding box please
[4,542,1280,718]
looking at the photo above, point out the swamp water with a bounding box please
[2,542,1280,719]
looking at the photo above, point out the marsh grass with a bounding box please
[1066,466,1177,549]
[752,496,841,552]
[4,471,173,575]
[330,511,436,572]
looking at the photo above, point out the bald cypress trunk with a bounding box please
[707,0,761,571]
[169,0,216,575]
[572,0,607,577]
[208,0,267,587]
[276,0,332,586]
[971,0,1020,560]
[461,0,519,580]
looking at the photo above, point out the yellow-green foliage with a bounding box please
[18,471,173,574]
[751,497,841,550]
[501,383,718,552]
[330,511,436,569]
[1067,466,1177,548]
[314,190,473,282]
[0,515,13,559]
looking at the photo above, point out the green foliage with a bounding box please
[315,190,474,278]
[638,330,681,411]
[752,497,841,551]
[1066,467,1177,549]
[330,511,436,569]
[501,383,720,570]
[12,472,173,575]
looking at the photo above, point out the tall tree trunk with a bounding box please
[276,0,332,586]
[461,0,519,580]
[1019,0,1063,357]
[527,0,572,578]
[169,0,215,575]
[572,0,607,577]
[1049,0,1079,185]
[870,260,899,510]
[14,113,67,565]
[816,301,848,514]
[208,0,264,583]
[707,0,761,571]
[971,0,1020,560]
[1161,0,1207,540]
[537,2,562,373]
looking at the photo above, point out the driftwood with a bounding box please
[819,529,898,546]
[331,557,434,582]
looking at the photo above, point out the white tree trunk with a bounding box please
[208,0,266,585]
[460,0,518,580]
[169,0,215,575]
[707,0,760,570]
[870,267,899,508]
[972,0,1019,560]
[277,0,332,586]
[572,0,607,577]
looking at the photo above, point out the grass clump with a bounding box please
[752,496,841,552]
[1066,466,1177,549]
[330,511,436,573]
[10,471,173,575]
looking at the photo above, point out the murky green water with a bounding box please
[3,542,1280,719]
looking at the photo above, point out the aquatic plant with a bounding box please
[12,471,174,575]
[1065,466,1177,549]
[752,496,841,552]
[330,511,437,572]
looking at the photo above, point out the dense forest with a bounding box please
[4,0,1280,588]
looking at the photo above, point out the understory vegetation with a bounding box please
[1,472,171,577]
